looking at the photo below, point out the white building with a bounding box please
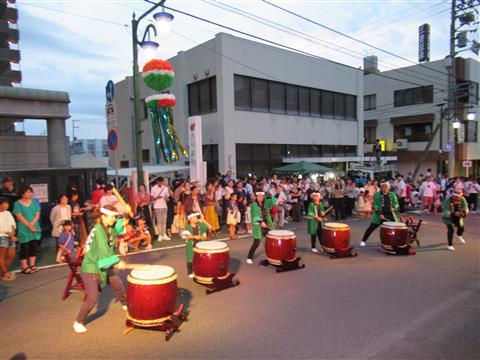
[71,138,108,158]
[364,56,479,178]
[111,33,364,177]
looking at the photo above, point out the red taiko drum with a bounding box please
[193,241,230,284]
[127,265,177,327]
[380,221,408,248]
[322,222,350,254]
[265,230,297,265]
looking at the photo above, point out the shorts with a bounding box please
[0,236,15,248]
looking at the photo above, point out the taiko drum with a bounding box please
[127,265,178,327]
[322,222,350,253]
[380,221,408,248]
[265,230,297,266]
[193,241,230,284]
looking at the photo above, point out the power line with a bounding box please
[261,0,449,77]
[203,0,448,89]
[162,4,449,90]
[20,2,128,27]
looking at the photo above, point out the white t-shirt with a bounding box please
[395,180,406,198]
[151,184,169,209]
[420,181,435,197]
[0,210,16,237]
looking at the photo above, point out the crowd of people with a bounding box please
[0,170,478,282]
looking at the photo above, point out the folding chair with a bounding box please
[62,247,85,300]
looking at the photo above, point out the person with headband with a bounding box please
[181,212,208,278]
[359,181,399,247]
[246,192,274,264]
[442,189,469,251]
[73,205,126,334]
[307,192,325,253]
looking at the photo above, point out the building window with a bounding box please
[310,89,321,117]
[346,95,356,120]
[142,149,150,163]
[464,121,478,143]
[334,93,346,120]
[394,122,433,142]
[202,144,219,178]
[252,78,268,112]
[120,160,129,168]
[364,94,376,111]
[233,74,356,121]
[299,87,310,116]
[321,91,334,118]
[188,76,217,116]
[394,85,433,107]
[234,75,251,111]
[364,126,377,144]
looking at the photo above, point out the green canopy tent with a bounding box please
[273,161,337,174]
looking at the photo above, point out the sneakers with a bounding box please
[246,258,253,264]
[162,235,171,241]
[188,273,194,279]
[157,236,163,242]
[145,244,152,250]
[447,245,455,251]
[359,241,366,247]
[311,248,319,253]
[73,321,87,333]
[456,235,466,244]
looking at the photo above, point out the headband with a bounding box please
[100,207,119,216]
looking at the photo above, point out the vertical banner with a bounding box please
[188,116,204,183]
[418,23,430,63]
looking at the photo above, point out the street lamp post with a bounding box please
[131,0,173,185]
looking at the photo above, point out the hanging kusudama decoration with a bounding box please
[142,59,187,163]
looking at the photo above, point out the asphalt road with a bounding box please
[1,215,479,360]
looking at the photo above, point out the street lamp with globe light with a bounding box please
[131,0,173,185]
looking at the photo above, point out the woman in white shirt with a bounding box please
[50,194,72,238]
[0,197,17,281]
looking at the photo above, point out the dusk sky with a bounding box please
[15,0,465,139]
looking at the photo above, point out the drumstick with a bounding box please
[117,262,150,270]
[113,187,133,216]
[307,206,334,221]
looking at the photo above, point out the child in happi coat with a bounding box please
[182,212,208,278]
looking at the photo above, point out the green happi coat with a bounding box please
[82,223,120,286]
[442,196,468,225]
[184,222,209,263]
[371,191,399,225]
[307,201,324,235]
[250,201,274,240]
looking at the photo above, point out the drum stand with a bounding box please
[322,247,358,259]
[259,258,305,272]
[194,273,240,295]
[123,304,189,341]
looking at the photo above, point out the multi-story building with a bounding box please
[364,56,479,178]
[71,138,108,158]
[111,32,364,177]
[0,0,20,86]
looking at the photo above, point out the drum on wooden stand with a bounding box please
[127,265,178,327]
[262,230,305,271]
[380,221,413,255]
[193,241,230,285]
[265,230,297,265]
[322,222,350,254]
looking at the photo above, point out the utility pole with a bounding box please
[447,0,457,178]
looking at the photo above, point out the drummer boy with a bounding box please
[181,212,208,278]
[307,192,325,253]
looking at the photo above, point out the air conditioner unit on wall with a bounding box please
[396,139,408,150]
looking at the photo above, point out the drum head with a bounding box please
[268,230,295,237]
[382,221,406,228]
[196,241,228,250]
[324,222,349,230]
[131,265,175,280]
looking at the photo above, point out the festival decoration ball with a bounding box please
[142,59,175,92]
